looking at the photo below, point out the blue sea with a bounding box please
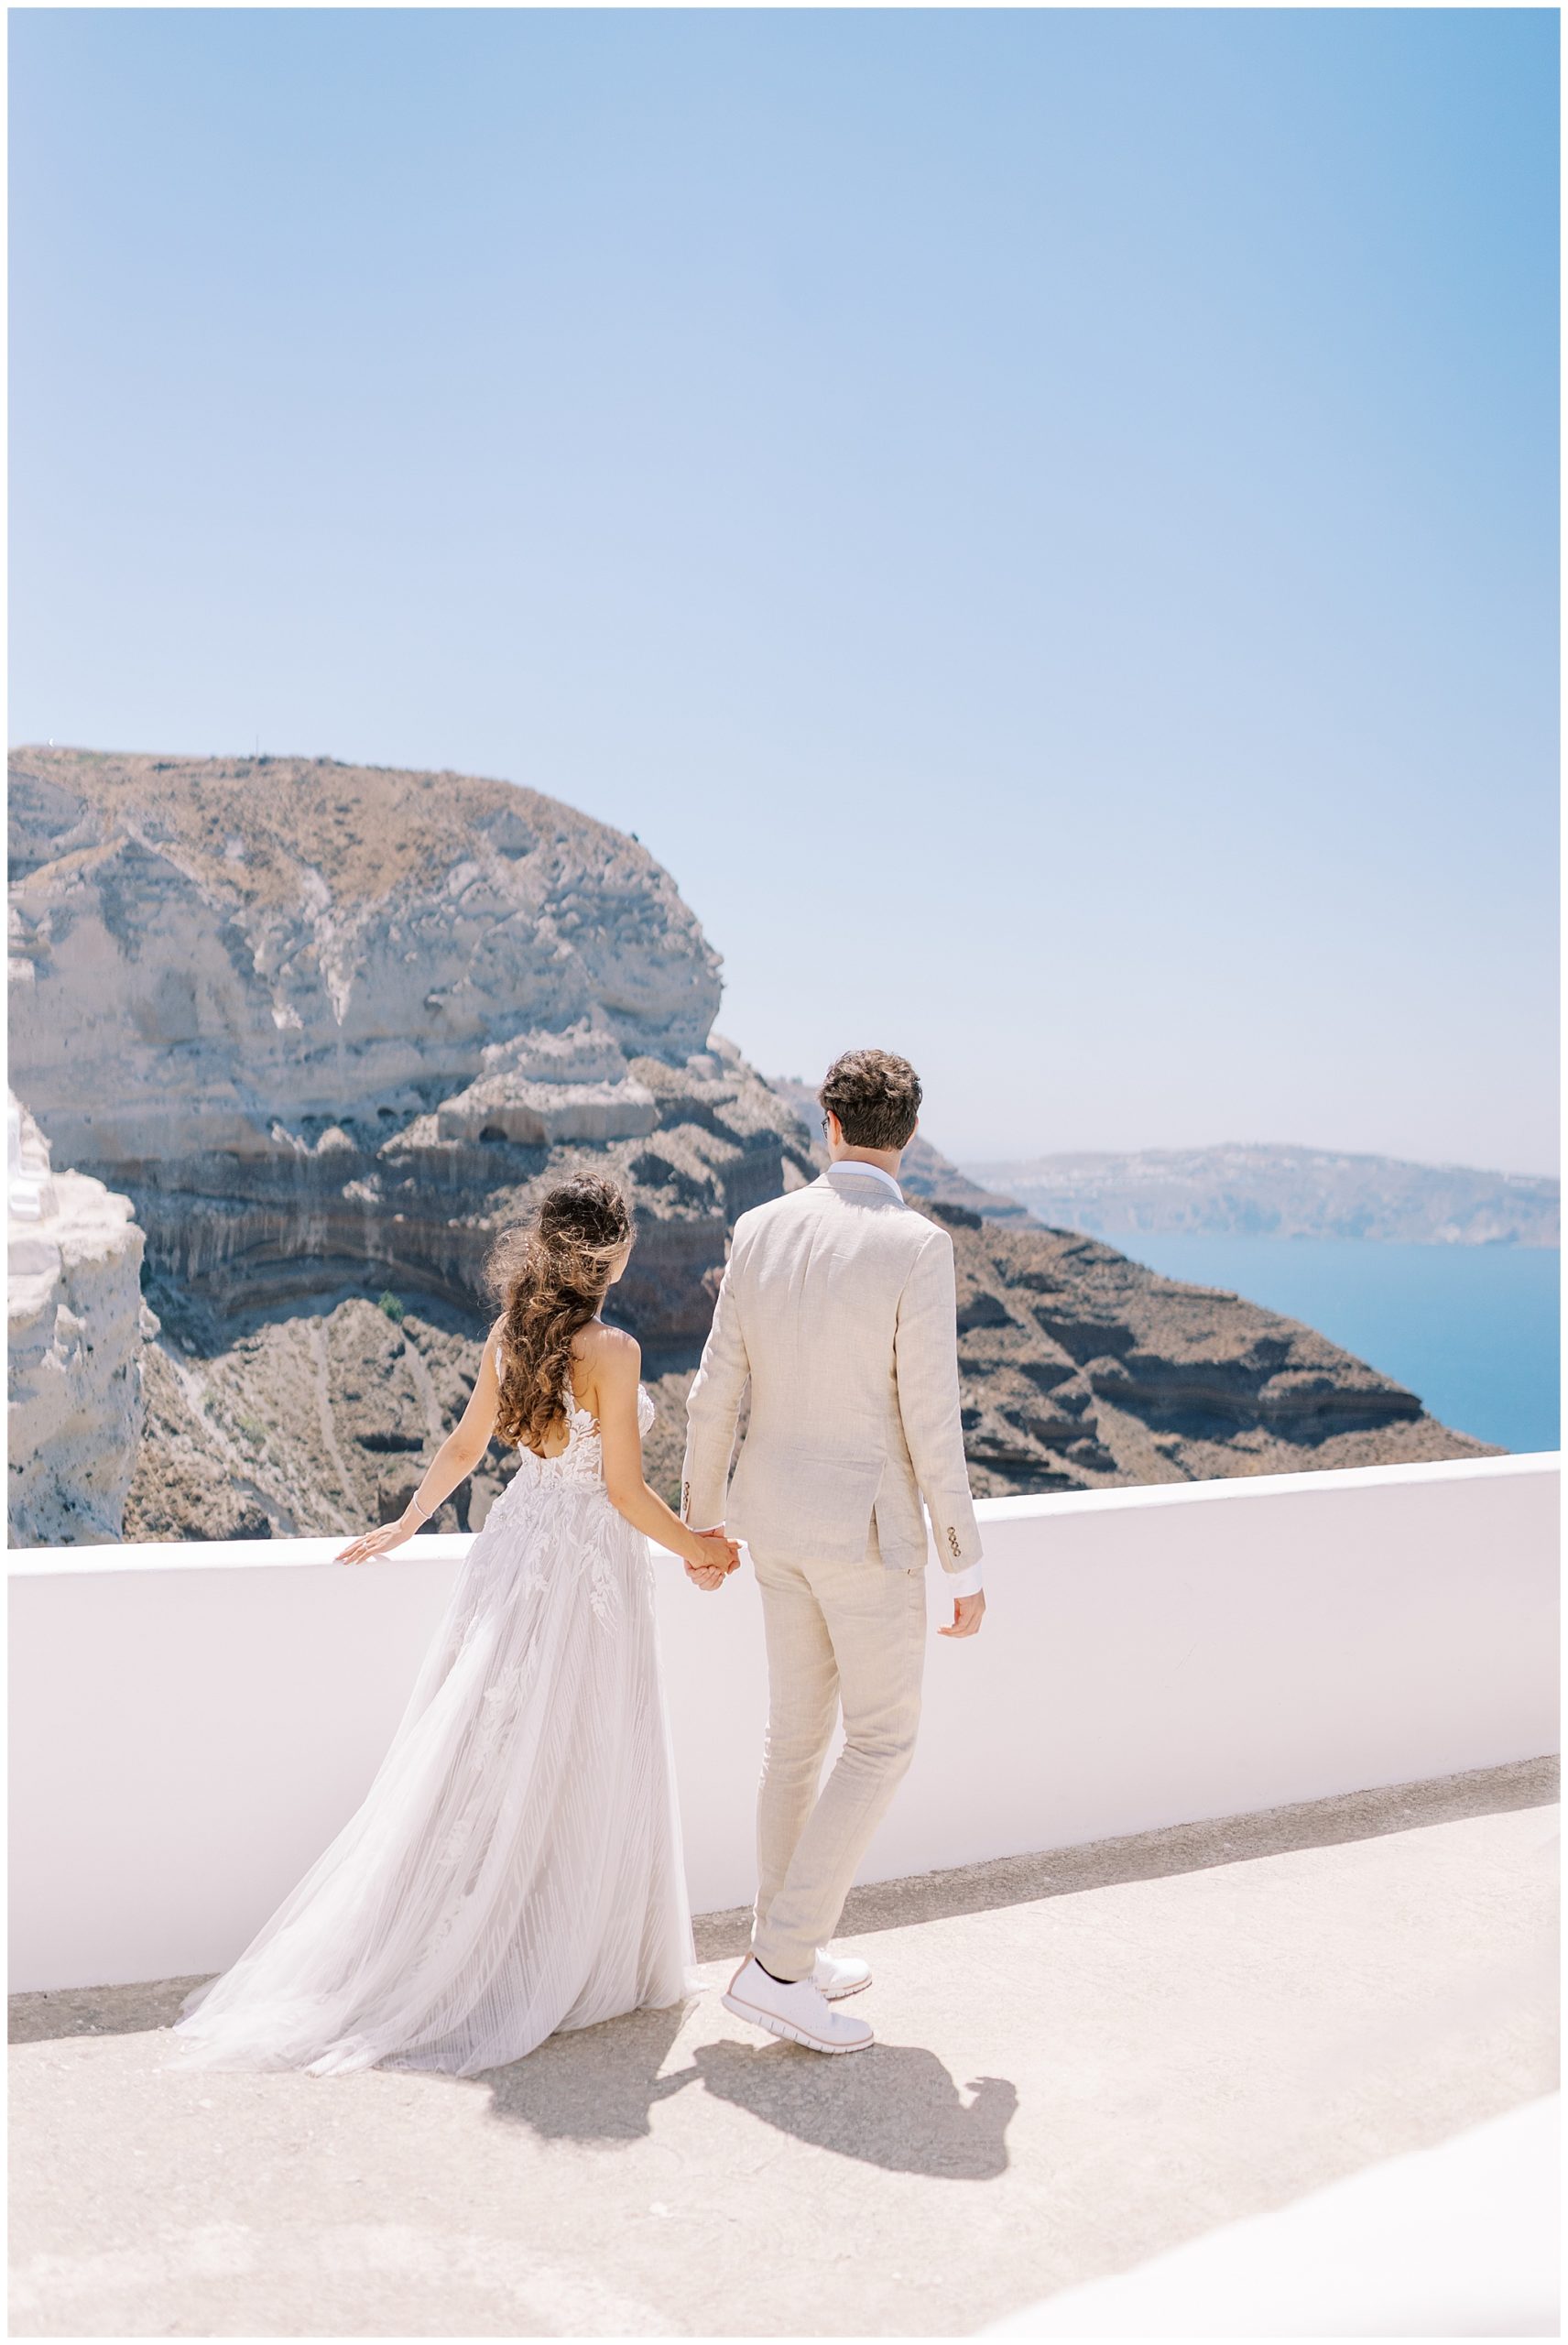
[1101,1233,1561,1456]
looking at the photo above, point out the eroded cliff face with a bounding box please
[7,1096,151,1543]
[931,1204,1496,1491]
[120,1197,1497,1543]
[8,749,719,1165]
[7,750,811,1346]
[8,746,1498,1546]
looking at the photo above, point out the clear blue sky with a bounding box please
[9,9,1559,1172]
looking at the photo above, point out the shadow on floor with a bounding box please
[479,2001,1018,2178]
[692,1754,1562,1959]
[8,1974,202,2047]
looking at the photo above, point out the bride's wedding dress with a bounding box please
[175,1371,694,2077]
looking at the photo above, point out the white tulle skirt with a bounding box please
[174,1433,696,2078]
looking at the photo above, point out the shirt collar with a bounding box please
[826,1160,903,1199]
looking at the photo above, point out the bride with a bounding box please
[174,1173,739,2078]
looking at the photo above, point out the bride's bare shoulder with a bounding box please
[574,1321,640,1382]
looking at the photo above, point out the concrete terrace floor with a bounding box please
[10,1758,1558,2340]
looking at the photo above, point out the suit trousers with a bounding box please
[748,1539,928,1982]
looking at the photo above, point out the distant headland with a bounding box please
[964,1143,1558,1249]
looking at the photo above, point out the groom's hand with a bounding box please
[939,1591,985,1639]
[685,1526,740,1591]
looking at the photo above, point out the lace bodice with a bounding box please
[495,1348,655,1490]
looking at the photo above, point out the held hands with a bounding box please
[684,1523,742,1592]
[939,1590,986,1640]
[336,1512,420,1566]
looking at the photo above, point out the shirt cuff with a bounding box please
[942,1561,984,1599]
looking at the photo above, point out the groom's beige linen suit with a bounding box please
[681,1162,982,1980]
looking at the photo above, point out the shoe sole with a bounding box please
[821,1973,872,2001]
[720,1990,874,2054]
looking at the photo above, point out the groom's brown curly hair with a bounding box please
[819,1048,923,1151]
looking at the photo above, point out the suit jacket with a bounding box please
[680,1165,982,1576]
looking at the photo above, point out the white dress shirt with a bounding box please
[830,1158,904,1197]
[832,1157,984,1600]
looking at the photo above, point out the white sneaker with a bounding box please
[814,1949,873,2000]
[721,1958,875,2054]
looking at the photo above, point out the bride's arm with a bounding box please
[593,1331,740,1587]
[336,1321,504,1565]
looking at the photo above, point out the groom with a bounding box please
[681,1047,985,2055]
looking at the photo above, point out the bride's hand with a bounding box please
[336,1516,418,1566]
[684,1528,740,1590]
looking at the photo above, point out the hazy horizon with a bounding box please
[10,11,1557,1175]
[953,1137,1560,1183]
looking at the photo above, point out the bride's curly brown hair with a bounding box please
[486,1173,634,1454]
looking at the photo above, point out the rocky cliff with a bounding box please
[930,1201,1493,1492]
[8,747,1499,1544]
[8,748,814,1350]
[118,1196,1497,1542]
[9,749,719,1158]
[7,1095,151,1543]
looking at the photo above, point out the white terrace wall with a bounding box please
[9,1454,1559,1994]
